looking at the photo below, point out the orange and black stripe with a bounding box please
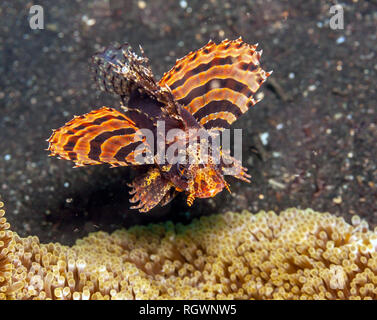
[159,37,271,130]
[47,107,152,167]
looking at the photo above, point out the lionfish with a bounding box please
[47,38,271,212]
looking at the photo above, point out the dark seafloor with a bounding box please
[0,0,376,245]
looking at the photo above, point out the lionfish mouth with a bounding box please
[192,167,230,199]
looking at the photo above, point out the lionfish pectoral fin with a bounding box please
[224,179,232,193]
[232,166,251,183]
[186,182,196,207]
[221,151,251,183]
[222,163,251,183]
[47,107,152,167]
[186,193,195,207]
[160,189,179,207]
[128,167,173,212]
[158,38,271,131]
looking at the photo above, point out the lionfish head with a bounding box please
[175,161,229,206]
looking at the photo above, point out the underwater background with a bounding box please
[0,0,376,245]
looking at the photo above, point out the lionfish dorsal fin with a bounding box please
[92,43,132,96]
[92,44,159,99]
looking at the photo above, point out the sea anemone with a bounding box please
[1,198,377,300]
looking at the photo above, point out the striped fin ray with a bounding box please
[47,107,152,167]
[128,167,173,212]
[92,44,131,96]
[92,44,158,99]
[158,37,272,130]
